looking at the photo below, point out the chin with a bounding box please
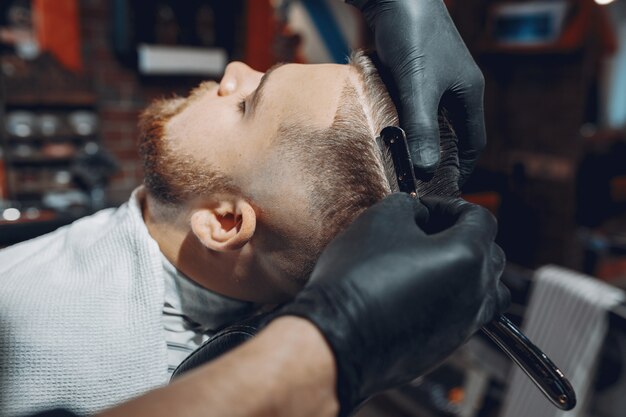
[264,284,304,304]
[251,276,307,305]
[250,255,313,303]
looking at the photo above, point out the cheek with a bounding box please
[170,115,241,167]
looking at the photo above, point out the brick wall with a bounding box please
[79,0,201,204]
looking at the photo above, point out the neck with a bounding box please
[142,196,238,295]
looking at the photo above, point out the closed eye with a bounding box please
[237,98,247,115]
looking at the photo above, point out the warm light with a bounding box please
[595,0,615,5]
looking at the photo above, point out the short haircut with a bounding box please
[272,51,459,244]
[348,52,460,198]
[137,50,459,250]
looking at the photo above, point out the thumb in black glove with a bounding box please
[277,193,509,416]
[347,0,486,185]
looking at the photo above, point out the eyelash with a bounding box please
[237,98,246,114]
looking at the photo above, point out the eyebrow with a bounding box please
[248,62,285,118]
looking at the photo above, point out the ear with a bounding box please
[190,199,256,252]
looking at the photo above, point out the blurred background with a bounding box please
[1,0,626,416]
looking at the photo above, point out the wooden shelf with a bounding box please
[0,210,92,246]
[9,155,74,165]
[0,52,103,207]
[6,135,94,143]
[13,186,77,196]
[4,92,97,108]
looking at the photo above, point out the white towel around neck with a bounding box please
[0,188,167,416]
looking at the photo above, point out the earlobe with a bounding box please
[190,199,256,252]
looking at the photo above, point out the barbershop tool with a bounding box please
[379,126,576,411]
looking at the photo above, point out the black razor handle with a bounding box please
[482,315,576,410]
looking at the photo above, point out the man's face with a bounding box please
[166,61,350,183]
[162,61,354,296]
[167,61,351,208]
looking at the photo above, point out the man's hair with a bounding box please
[347,52,460,198]
[137,50,459,250]
[271,51,459,244]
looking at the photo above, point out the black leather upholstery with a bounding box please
[170,313,268,380]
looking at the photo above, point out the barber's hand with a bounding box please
[347,0,486,184]
[277,193,509,416]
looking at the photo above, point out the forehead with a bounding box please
[261,63,352,128]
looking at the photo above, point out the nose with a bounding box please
[219,61,263,96]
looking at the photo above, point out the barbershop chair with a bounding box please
[171,265,626,417]
[171,313,268,378]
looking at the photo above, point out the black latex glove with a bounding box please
[278,194,509,417]
[347,0,486,185]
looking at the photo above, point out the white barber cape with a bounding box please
[1,188,178,416]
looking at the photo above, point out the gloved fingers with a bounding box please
[359,0,443,177]
[321,193,429,257]
[400,95,443,178]
[351,193,429,233]
[311,193,429,282]
[478,245,509,325]
[458,149,481,189]
[439,68,486,187]
[416,196,470,233]
[491,243,511,314]
[361,192,427,222]
[496,282,512,315]
[364,193,430,240]
[456,74,487,187]
[444,201,498,243]
[418,197,497,243]
[490,242,505,276]
[477,284,511,328]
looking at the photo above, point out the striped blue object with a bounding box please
[301,0,351,63]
